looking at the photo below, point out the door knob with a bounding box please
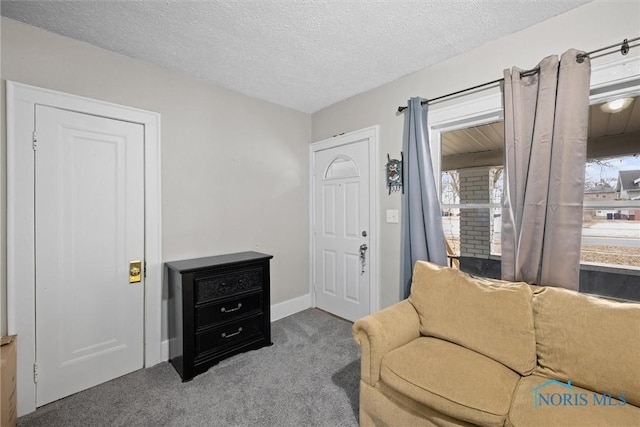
[129,260,142,283]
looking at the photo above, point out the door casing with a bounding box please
[6,81,162,417]
[309,126,380,316]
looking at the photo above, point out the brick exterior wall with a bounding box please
[459,167,492,258]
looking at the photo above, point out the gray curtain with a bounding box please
[501,49,591,290]
[401,97,447,299]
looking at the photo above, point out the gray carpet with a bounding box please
[18,308,360,427]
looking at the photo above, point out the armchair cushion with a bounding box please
[381,337,521,427]
[352,299,420,386]
[408,261,536,375]
[533,286,640,407]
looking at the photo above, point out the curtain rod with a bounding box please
[576,36,639,63]
[397,78,503,113]
[397,36,639,113]
[396,68,536,113]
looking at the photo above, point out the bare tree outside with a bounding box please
[585,158,617,189]
[441,171,460,205]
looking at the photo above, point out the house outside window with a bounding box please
[616,170,640,202]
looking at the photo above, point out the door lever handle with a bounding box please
[359,244,368,274]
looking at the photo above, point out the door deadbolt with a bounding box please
[362,231,367,237]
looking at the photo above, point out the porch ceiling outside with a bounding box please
[441,95,640,169]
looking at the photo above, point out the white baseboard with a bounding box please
[271,293,312,321]
[159,293,312,362]
[161,339,169,361]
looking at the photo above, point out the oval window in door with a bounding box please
[324,156,359,180]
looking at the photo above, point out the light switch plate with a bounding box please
[386,209,399,223]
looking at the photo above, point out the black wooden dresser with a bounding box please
[166,251,273,381]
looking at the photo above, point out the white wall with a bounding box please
[2,0,639,335]
[0,17,311,337]
[311,0,640,308]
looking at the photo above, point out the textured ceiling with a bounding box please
[1,0,592,113]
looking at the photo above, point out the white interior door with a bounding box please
[34,105,145,406]
[313,138,370,322]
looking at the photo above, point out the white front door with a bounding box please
[313,136,371,322]
[34,105,145,406]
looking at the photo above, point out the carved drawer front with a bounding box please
[196,314,264,358]
[195,268,262,303]
[196,293,263,330]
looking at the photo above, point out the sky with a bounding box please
[585,154,639,186]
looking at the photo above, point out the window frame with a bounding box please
[429,87,504,257]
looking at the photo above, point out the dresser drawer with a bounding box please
[195,268,262,303]
[196,314,264,358]
[196,293,263,330]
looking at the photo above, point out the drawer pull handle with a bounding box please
[221,303,242,313]
[221,327,243,338]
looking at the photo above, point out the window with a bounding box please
[324,156,359,179]
[582,96,640,268]
[428,61,640,300]
[437,98,640,271]
[440,121,504,259]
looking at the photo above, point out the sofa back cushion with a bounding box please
[533,286,640,407]
[408,261,536,375]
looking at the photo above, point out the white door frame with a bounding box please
[309,126,380,316]
[6,81,162,416]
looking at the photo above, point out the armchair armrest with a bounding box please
[352,299,421,386]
